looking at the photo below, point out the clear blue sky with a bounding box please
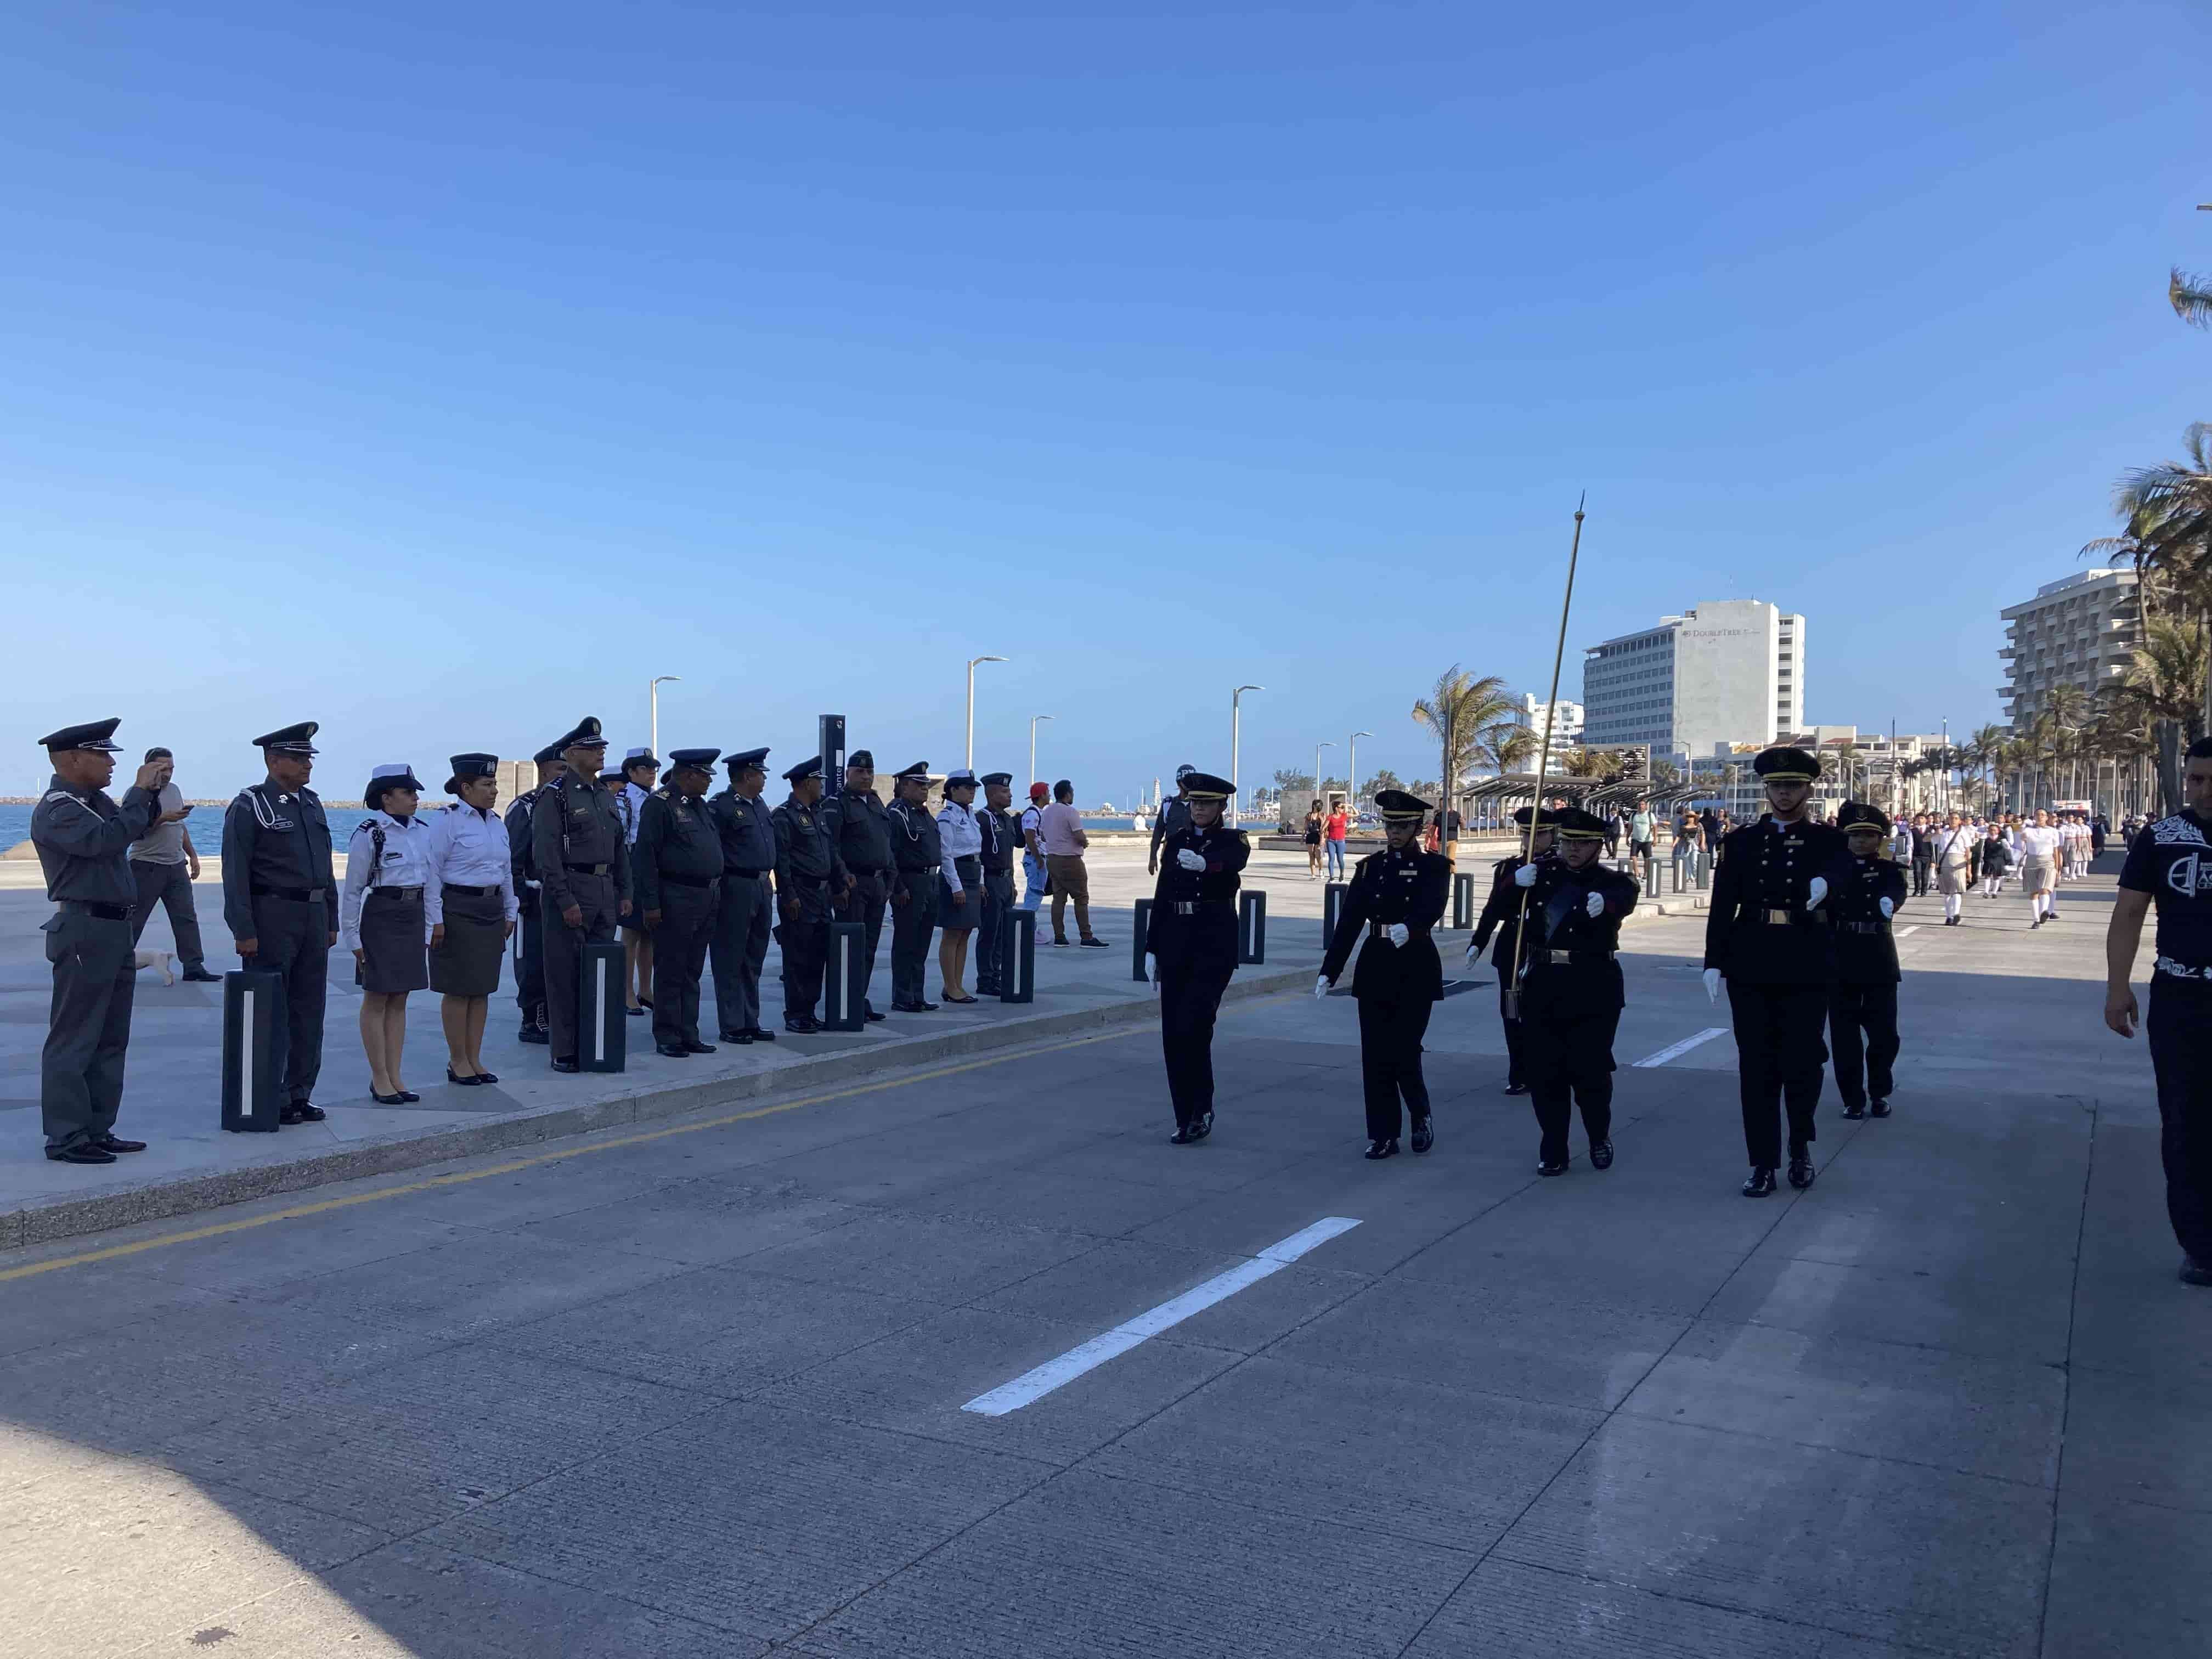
[5,1,2204,798]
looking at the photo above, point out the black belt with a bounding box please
[661,873,714,889]
[1173,900,1231,915]
[1740,905,1823,926]
[1543,948,1615,965]
[897,865,938,876]
[369,884,424,900]
[442,883,492,896]
[1839,921,1887,935]
[252,884,325,902]
[59,900,130,921]
[1367,920,1425,939]
[726,868,768,879]
[565,862,613,876]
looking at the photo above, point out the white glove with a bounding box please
[1514,862,1537,888]
[1703,967,1722,1003]
[1146,953,1158,983]
[1464,941,1480,965]
[1313,975,1330,1000]
[1586,891,1606,918]
[1878,896,1894,919]
[1385,923,1408,947]
[1175,848,1206,872]
[1806,876,1828,909]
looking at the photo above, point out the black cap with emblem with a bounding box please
[979,771,1013,788]
[553,716,606,754]
[39,718,125,753]
[665,747,720,777]
[252,720,319,755]
[1550,806,1609,840]
[1180,772,1233,801]
[1511,805,1556,830]
[1373,788,1430,823]
[531,742,564,765]
[1836,801,1891,834]
[445,753,499,793]
[1753,746,1821,783]
[724,746,770,773]
[848,749,874,770]
[782,755,824,784]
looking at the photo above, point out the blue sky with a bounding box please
[4,1,2205,799]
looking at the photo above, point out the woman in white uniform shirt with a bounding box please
[935,769,985,1003]
[341,764,435,1104]
[2021,809,2066,927]
[426,753,519,1085]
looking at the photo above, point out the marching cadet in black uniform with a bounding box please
[637,748,723,1058]
[885,761,943,1012]
[1704,746,1854,1195]
[1317,790,1451,1159]
[31,719,173,1164]
[975,772,1020,997]
[1829,803,1909,1121]
[708,747,778,1044]
[1467,805,1558,1096]
[1510,806,1640,1176]
[222,721,337,1121]
[531,718,633,1073]
[771,755,839,1033]
[1146,771,1250,1143]
[505,743,564,1043]
[822,751,894,1022]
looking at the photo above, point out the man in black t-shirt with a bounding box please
[2107,736,2212,1286]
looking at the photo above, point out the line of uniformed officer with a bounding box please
[1829,802,1909,1120]
[885,761,943,1012]
[822,751,894,1022]
[708,747,778,1044]
[636,748,724,1057]
[1468,805,1558,1097]
[1317,789,1452,1159]
[531,717,632,1071]
[974,772,1020,996]
[504,742,565,1043]
[1145,771,1250,1143]
[771,755,839,1032]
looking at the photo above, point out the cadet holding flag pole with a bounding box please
[1146,771,1249,1144]
[1468,805,1556,1096]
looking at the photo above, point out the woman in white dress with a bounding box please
[2019,809,2066,927]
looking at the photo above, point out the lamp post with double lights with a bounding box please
[648,675,680,758]
[966,655,1009,770]
[1028,714,1054,791]
[1231,685,1264,827]
[1349,731,1372,815]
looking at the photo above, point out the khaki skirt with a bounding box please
[431,885,506,997]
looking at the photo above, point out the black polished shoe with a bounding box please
[1410,1116,1434,1154]
[396,1091,420,1103]
[720,1029,752,1045]
[1537,1156,1569,1177]
[1365,1137,1400,1160]
[1742,1166,1777,1197]
[1170,1122,1198,1144]
[371,1091,409,1105]
[743,1026,777,1043]
[45,1140,116,1164]
[684,1041,715,1054]
[289,1101,327,1122]
[447,1068,486,1087]
[552,1057,581,1073]
[1841,1101,1866,1120]
[1787,1151,1815,1190]
[785,1015,821,1034]
[1077,936,1110,948]
[656,1043,691,1058]
[1589,1139,1613,1171]
[1190,1111,1212,1141]
[1503,1081,1529,1096]
[518,1023,550,1045]
[180,968,222,983]
[864,1006,887,1022]
[2180,1257,2212,1287]
[1870,1097,1891,1119]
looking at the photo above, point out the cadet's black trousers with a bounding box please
[515,892,546,1026]
[890,868,939,1006]
[542,875,618,1062]
[2148,976,2212,1265]
[246,893,329,1102]
[1727,978,1829,1168]
[41,907,136,1148]
[1523,966,1622,1165]
[650,882,718,1049]
[777,881,832,1020]
[1497,972,1527,1088]
[710,872,771,1036]
[1827,980,1899,1108]
[1357,995,1434,1140]
[1157,910,1237,1128]
[975,869,1016,992]
[834,871,888,1011]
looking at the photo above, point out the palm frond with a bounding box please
[2172,268,2212,329]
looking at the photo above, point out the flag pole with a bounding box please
[1504,494,1587,1019]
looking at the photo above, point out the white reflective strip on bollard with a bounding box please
[239,986,254,1118]
[593,957,607,1062]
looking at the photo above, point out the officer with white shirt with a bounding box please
[426,753,520,1086]
[341,765,435,1104]
[935,768,985,1003]
[618,747,659,1014]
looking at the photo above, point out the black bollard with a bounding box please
[821,921,866,1030]
[580,939,625,1072]
[1000,910,1035,1003]
[1132,899,1153,981]
[1322,881,1348,953]
[221,968,283,1132]
[1239,890,1266,964]
[1451,871,1475,929]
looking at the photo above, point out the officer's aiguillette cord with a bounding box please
[1503,494,1586,1021]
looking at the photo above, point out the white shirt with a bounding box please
[424,803,521,926]
[339,810,436,951]
[1889,825,1912,862]
[936,798,982,887]
[619,782,651,847]
[1019,804,1045,856]
[2021,825,2064,863]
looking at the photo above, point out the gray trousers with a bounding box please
[41,908,137,1148]
[975,869,1015,990]
[543,873,619,1060]
[834,871,888,1012]
[710,873,771,1036]
[129,861,205,970]
[890,868,940,1006]
[650,883,718,1050]
[244,894,329,1103]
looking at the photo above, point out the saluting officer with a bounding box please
[708,747,778,1045]
[771,755,838,1033]
[637,748,723,1058]
[974,772,1020,997]
[822,751,894,1022]
[1146,771,1250,1143]
[885,761,943,1012]
[1317,789,1451,1159]
[1704,745,1853,1195]
[222,721,337,1122]
[531,717,632,1073]
[505,743,564,1043]
[1829,803,1909,1121]
[1467,805,1558,1096]
[1510,806,1640,1176]
[31,719,173,1164]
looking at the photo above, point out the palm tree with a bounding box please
[2089,424,2212,735]
[2106,610,2210,812]
[2173,268,2212,330]
[1967,724,2006,808]
[1410,668,1515,808]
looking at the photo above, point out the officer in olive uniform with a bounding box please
[637,748,723,1058]
[531,717,633,1071]
[772,755,839,1032]
[822,751,894,1021]
[975,772,1020,996]
[504,742,564,1043]
[1318,789,1451,1159]
[1468,805,1558,1096]
[1511,806,1641,1176]
[31,719,171,1164]
[1145,771,1250,1143]
[222,721,337,1120]
[885,761,943,1012]
[1829,802,1909,1121]
[708,747,778,1044]
[1705,745,1854,1195]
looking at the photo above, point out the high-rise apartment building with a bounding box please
[1511,693,1583,765]
[1581,600,1807,760]
[1999,569,2142,729]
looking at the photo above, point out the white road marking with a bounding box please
[1632,1026,1730,1068]
[1898,925,1921,938]
[961,1216,1363,1417]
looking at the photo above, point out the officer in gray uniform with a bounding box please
[886,761,943,1012]
[222,721,337,1122]
[504,742,564,1043]
[975,772,1020,996]
[31,719,172,1164]
[637,748,723,1058]
[823,750,894,1022]
[771,755,838,1032]
[709,747,778,1045]
[531,716,633,1071]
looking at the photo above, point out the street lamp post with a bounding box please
[1314,742,1335,815]
[1028,714,1054,790]
[1231,685,1264,827]
[1349,731,1372,812]
[966,655,1009,770]
[648,675,681,757]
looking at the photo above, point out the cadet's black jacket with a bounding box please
[709,788,777,876]
[821,788,890,876]
[885,797,943,873]
[1519,856,1641,1009]
[1143,822,1251,963]
[1703,815,1854,985]
[531,773,631,915]
[1471,854,1541,969]
[771,794,837,890]
[1320,842,1451,1001]
[222,780,336,938]
[503,787,544,891]
[978,806,1020,873]
[1830,854,1909,984]
[635,788,723,913]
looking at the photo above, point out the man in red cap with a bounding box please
[1018,782,1051,914]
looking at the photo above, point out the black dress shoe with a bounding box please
[1589,1139,1613,1170]
[371,1091,409,1105]
[720,1030,753,1045]
[1841,1101,1866,1120]
[1410,1116,1434,1154]
[1190,1111,1212,1141]
[518,1024,550,1045]
[1537,1157,1568,1177]
[180,968,222,983]
[1077,936,1110,948]
[2180,1257,2212,1287]
[744,1026,777,1042]
[1870,1097,1891,1118]
[1170,1123,1198,1144]
[865,1008,886,1023]
[45,1141,116,1164]
[476,1071,498,1085]
[552,1057,580,1073]
[397,1091,420,1103]
[285,1101,326,1122]
[626,1004,646,1017]
[656,1043,691,1058]
[1742,1166,1777,1197]
[1787,1152,1815,1189]
[684,1041,715,1054]
[1365,1138,1400,1160]
[1504,1081,1529,1096]
[785,1016,820,1034]
[448,1068,486,1087]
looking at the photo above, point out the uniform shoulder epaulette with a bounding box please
[300,787,321,802]
[41,788,75,803]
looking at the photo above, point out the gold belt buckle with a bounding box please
[1765,908,1793,925]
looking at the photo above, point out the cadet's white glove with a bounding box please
[1514,862,1537,888]
[1313,975,1330,1000]
[1385,923,1408,947]
[1146,953,1158,983]
[1176,848,1206,872]
[1586,891,1606,918]
[1807,876,1828,909]
[1464,941,1480,965]
[1879,896,1894,919]
[1703,967,1722,1003]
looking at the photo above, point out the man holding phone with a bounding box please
[127,746,218,982]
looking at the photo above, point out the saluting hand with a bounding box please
[1586,891,1606,918]
[132,760,168,793]
[1513,863,1537,888]
[1175,849,1206,872]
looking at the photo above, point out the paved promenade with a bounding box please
[3,854,2200,1656]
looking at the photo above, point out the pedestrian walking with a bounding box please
[32,719,173,1164]
[821,751,894,1022]
[974,772,1020,996]
[531,717,631,1073]
[1703,746,1853,1196]
[707,747,778,1043]
[1910,813,1936,897]
[1978,825,2012,897]
[1324,799,1350,881]
[1829,803,1908,1121]
[616,748,659,1017]
[636,748,723,1058]
[1304,801,1325,877]
[1932,812,1974,924]
[425,753,517,1087]
[222,721,337,1121]
[504,744,564,1044]
[771,755,838,1032]
[126,746,218,982]
[1040,780,1107,946]
[2022,809,2065,927]
[1671,807,1701,888]
[1146,772,1249,1143]
[885,761,944,1011]
[1467,805,1556,1096]
[340,764,434,1104]
[1318,790,1451,1159]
